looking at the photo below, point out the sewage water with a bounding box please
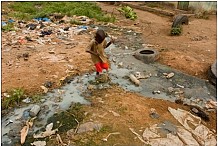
[2,27,216,145]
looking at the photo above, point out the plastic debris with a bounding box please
[2,21,7,26]
[22,98,31,103]
[142,124,160,141]
[163,72,175,79]
[34,17,51,22]
[8,19,15,23]
[33,123,58,138]
[129,128,149,145]
[168,107,216,145]
[205,100,217,109]
[152,90,161,94]
[166,72,174,79]
[26,24,37,30]
[20,120,34,145]
[40,86,48,93]
[31,141,46,146]
[5,120,13,126]
[134,72,149,79]
[129,74,140,85]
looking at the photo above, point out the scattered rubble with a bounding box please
[33,123,58,138]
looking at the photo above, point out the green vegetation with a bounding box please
[8,2,115,22]
[2,23,15,32]
[2,88,25,109]
[171,26,182,36]
[117,6,137,20]
[70,19,83,25]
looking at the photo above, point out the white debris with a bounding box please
[33,123,58,138]
[102,132,120,142]
[166,72,174,79]
[40,86,48,93]
[168,107,217,146]
[31,141,46,146]
[129,74,140,85]
[149,133,184,146]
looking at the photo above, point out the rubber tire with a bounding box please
[172,15,189,28]
[133,48,159,64]
[208,60,217,85]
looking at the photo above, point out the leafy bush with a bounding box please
[171,26,182,36]
[117,6,137,20]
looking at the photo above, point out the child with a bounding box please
[86,29,114,76]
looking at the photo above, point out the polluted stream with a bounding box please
[1,26,217,145]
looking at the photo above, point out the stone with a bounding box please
[29,105,41,117]
[77,122,102,134]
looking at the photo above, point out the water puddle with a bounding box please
[1,26,216,145]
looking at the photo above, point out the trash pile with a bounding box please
[129,107,217,146]
[2,15,94,48]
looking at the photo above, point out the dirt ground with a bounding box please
[1,2,217,145]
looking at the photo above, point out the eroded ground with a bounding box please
[1,2,217,146]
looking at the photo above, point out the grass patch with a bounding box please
[8,2,115,22]
[2,88,25,109]
[2,23,15,32]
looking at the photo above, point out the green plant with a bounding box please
[9,2,115,22]
[2,88,25,109]
[171,26,182,36]
[70,19,83,25]
[2,23,15,32]
[31,95,42,103]
[117,6,137,20]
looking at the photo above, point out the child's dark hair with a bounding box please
[95,29,106,44]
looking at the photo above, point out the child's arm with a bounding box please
[86,40,99,56]
[86,50,99,56]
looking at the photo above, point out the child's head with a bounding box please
[95,29,106,44]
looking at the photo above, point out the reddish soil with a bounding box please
[1,2,217,145]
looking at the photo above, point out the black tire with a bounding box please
[133,48,159,64]
[208,60,217,85]
[172,15,189,28]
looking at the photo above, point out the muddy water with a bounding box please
[1,26,216,145]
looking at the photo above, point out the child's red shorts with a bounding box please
[95,62,109,73]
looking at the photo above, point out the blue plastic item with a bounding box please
[77,26,88,30]
[34,17,51,22]
[8,19,15,23]
[2,22,7,26]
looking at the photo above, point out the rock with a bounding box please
[29,105,41,117]
[168,87,174,93]
[77,122,102,134]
